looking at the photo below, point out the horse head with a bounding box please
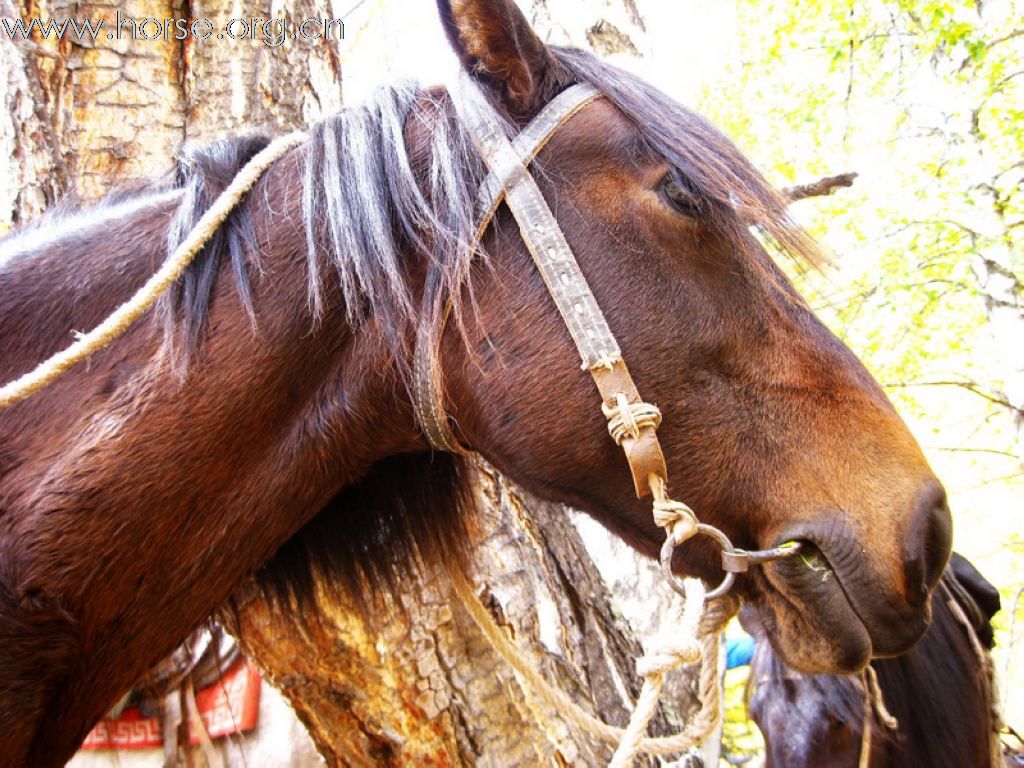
[741,605,873,767]
[432,0,950,674]
[0,2,957,762]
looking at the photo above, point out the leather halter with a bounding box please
[413,74,801,598]
[414,76,666,497]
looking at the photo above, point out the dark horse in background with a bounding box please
[0,0,952,764]
[744,553,1002,767]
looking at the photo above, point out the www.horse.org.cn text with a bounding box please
[1,13,346,47]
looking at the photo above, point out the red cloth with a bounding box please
[82,658,261,750]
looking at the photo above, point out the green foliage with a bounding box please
[721,664,763,763]
[692,0,1024,745]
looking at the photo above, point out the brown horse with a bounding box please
[0,1,950,764]
[743,553,1001,767]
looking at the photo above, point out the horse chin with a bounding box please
[749,545,875,674]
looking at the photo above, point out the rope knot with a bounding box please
[601,393,661,444]
[636,638,702,678]
[653,498,698,545]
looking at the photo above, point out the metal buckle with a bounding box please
[660,527,803,601]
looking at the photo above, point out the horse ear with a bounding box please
[437,0,563,117]
[948,553,1002,623]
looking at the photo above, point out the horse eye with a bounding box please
[660,176,700,218]
[827,715,848,731]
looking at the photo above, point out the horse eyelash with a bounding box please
[660,174,702,217]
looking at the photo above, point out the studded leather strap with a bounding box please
[414,75,667,498]
[413,82,601,455]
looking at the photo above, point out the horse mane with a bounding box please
[152,116,481,618]
[163,134,272,353]
[162,46,820,378]
[251,451,477,617]
[869,568,997,767]
[164,80,486,385]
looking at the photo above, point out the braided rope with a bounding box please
[864,665,898,730]
[453,571,736,765]
[0,131,307,411]
[857,664,899,768]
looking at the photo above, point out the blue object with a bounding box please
[726,635,754,669]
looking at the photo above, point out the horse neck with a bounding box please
[0,159,425,764]
[0,192,185,489]
[0,191,180,379]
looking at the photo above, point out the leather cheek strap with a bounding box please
[413,82,603,458]
[415,76,670,501]
[590,361,668,499]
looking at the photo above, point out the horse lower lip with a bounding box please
[758,538,877,672]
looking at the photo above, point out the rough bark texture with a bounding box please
[0,0,67,223]
[179,0,343,143]
[3,0,343,205]
[229,466,683,767]
[526,0,649,59]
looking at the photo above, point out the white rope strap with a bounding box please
[452,572,734,765]
[864,665,898,730]
[0,131,307,411]
[601,394,662,445]
[858,665,899,768]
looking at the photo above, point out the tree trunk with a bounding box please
[3,0,343,206]
[0,0,67,223]
[227,464,685,766]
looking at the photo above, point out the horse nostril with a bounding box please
[902,480,952,606]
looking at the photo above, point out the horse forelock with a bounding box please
[553,47,823,275]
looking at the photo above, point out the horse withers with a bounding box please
[0,0,951,763]
[744,553,1002,767]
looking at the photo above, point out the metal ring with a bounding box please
[659,523,738,601]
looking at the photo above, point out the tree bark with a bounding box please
[227,465,683,766]
[0,0,67,223]
[3,0,343,205]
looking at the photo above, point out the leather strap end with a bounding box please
[620,427,667,498]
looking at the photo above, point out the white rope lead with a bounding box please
[0,131,307,411]
[453,572,731,766]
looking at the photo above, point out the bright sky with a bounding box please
[334,0,736,104]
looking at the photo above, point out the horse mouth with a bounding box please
[749,538,929,675]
